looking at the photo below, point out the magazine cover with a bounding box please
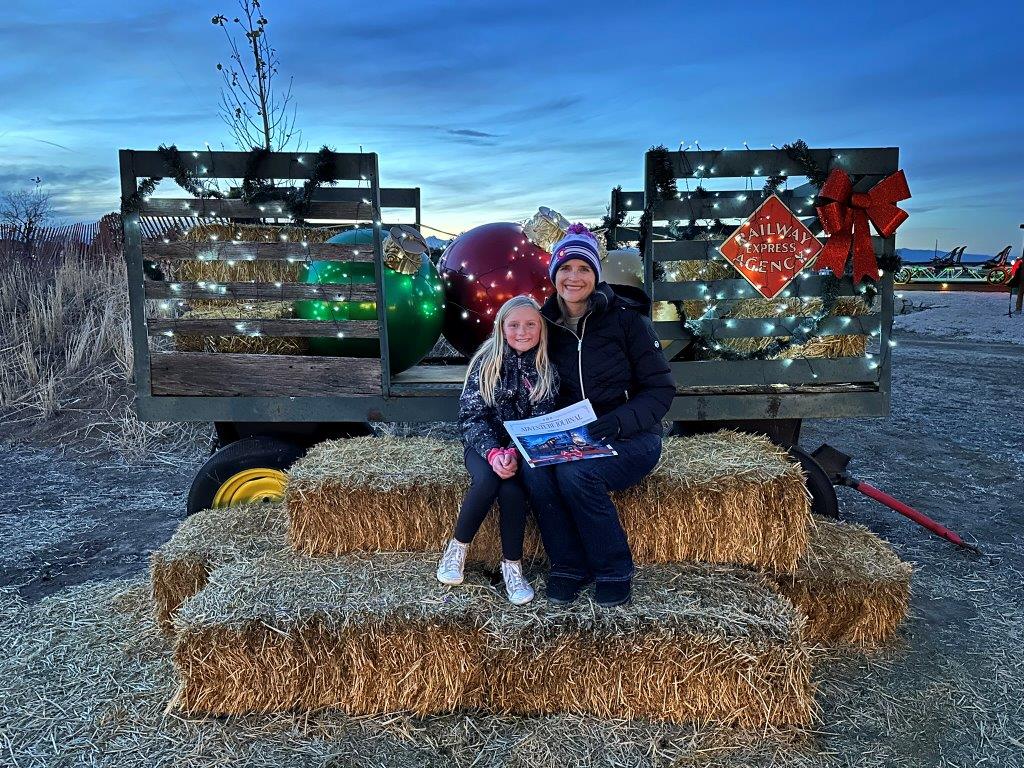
[503,399,618,468]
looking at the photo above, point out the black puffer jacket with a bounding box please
[540,282,675,438]
[458,345,560,459]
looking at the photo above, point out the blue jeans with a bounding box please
[522,431,662,583]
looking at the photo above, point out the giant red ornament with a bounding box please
[438,222,554,356]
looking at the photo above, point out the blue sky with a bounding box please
[2,0,1021,254]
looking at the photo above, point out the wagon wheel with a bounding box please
[186,436,305,515]
[894,267,914,285]
[986,267,1009,285]
[787,445,840,519]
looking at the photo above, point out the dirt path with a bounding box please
[0,447,200,600]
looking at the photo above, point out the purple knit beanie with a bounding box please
[548,223,602,283]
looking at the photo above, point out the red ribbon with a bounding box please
[814,168,911,283]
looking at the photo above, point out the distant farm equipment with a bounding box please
[893,245,1018,289]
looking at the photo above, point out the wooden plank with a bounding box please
[674,382,877,396]
[652,235,894,262]
[123,149,376,182]
[653,190,818,221]
[144,241,374,262]
[671,357,879,387]
[139,198,374,221]
[147,318,378,338]
[120,150,153,402]
[608,225,677,242]
[653,275,862,301]
[652,315,880,340]
[317,187,418,209]
[391,365,468,384]
[145,281,377,302]
[662,148,899,179]
[653,240,726,261]
[149,352,382,397]
[665,389,885,421]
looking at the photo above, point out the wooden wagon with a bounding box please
[119,145,898,514]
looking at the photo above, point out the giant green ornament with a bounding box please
[293,228,444,374]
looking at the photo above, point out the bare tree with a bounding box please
[212,1,300,151]
[1,179,53,258]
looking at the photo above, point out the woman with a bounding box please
[523,224,675,607]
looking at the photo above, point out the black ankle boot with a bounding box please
[546,575,589,605]
[595,580,631,607]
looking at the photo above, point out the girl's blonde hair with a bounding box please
[464,295,556,407]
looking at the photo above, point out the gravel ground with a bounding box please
[1,331,1022,766]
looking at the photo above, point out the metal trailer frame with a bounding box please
[122,146,896,430]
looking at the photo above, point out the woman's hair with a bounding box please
[463,295,556,407]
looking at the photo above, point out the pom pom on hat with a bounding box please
[565,222,593,237]
[549,223,601,284]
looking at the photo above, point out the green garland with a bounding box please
[761,139,829,197]
[237,145,341,223]
[121,145,222,215]
[597,185,627,250]
[121,144,342,225]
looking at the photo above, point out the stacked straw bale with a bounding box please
[159,223,349,283]
[663,260,872,359]
[150,502,286,631]
[170,550,815,726]
[285,432,811,573]
[172,300,307,355]
[149,504,911,647]
[774,518,912,646]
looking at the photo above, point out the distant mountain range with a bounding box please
[425,235,451,250]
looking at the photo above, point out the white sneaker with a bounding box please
[501,560,535,605]
[436,539,468,585]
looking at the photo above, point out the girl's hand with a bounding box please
[501,450,518,475]
[487,449,514,478]
[491,455,515,479]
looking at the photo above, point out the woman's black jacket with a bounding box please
[539,282,676,438]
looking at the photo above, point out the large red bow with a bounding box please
[814,168,911,283]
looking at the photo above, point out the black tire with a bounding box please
[186,436,305,516]
[787,445,840,519]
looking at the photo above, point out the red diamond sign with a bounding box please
[718,194,823,299]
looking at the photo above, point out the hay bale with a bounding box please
[666,256,873,360]
[170,551,814,726]
[173,300,308,355]
[775,519,912,646]
[154,505,911,651]
[285,431,811,573]
[150,502,286,631]
[159,223,349,283]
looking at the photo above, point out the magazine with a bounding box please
[503,399,618,468]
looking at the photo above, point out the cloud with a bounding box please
[447,129,498,138]
[489,97,584,125]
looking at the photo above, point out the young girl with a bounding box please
[436,295,559,604]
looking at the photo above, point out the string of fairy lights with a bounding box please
[129,145,390,344]
[132,142,896,376]
[642,142,895,373]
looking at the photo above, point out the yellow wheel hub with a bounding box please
[212,468,288,507]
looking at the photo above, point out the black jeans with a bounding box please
[453,445,528,561]
[522,431,662,583]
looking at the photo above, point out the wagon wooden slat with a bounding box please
[145,281,378,302]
